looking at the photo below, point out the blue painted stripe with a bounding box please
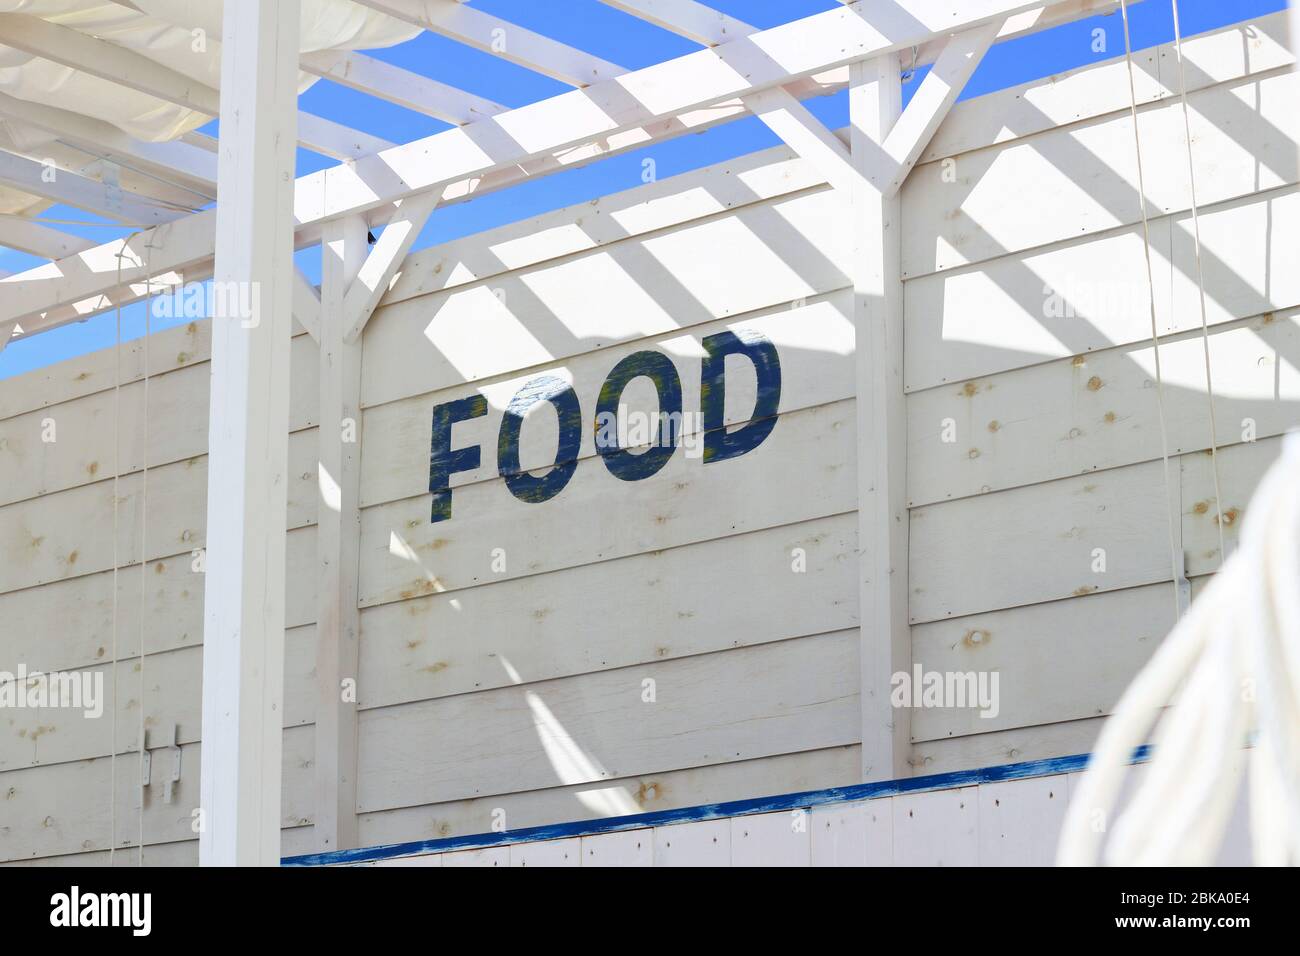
[283,744,1151,866]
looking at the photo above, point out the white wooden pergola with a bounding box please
[0,0,1174,866]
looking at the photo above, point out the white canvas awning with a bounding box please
[0,0,418,217]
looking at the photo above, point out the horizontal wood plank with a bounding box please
[910,584,1174,741]
[356,745,860,847]
[356,631,859,813]
[903,185,1300,391]
[0,629,317,771]
[359,293,855,506]
[0,725,313,862]
[358,399,857,607]
[907,308,1300,507]
[911,716,1107,776]
[909,459,1172,622]
[359,189,849,410]
[0,432,319,597]
[358,513,857,709]
[918,13,1294,165]
[902,69,1297,279]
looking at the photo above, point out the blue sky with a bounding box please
[0,0,1286,378]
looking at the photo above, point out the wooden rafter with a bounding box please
[0,215,96,260]
[0,149,191,225]
[594,0,754,46]
[301,50,507,126]
[354,0,625,86]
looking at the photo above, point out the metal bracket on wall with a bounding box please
[1173,460,1192,617]
[142,724,182,804]
[1175,549,1192,616]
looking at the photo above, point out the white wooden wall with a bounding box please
[902,11,1298,773]
[0,322,321,863]
[0,12,1294,865]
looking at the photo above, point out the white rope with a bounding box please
[1058,433,1300,865]
[1114,0,1183,621]
[1169,0,1229,567]
[109,243,124,866]
[108,232,156,866]
[0,214,160,229]
[136,239,156,866]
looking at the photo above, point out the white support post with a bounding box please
[314,216,368,853]
[200,0,300,867]
[746,56,923,783]
[851,55,911,782]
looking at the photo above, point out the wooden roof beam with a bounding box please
[300,50,507,126]
[353,0,626,86]
[0,149,192,225]
[0,215,96,259]
[594,0,754,46]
